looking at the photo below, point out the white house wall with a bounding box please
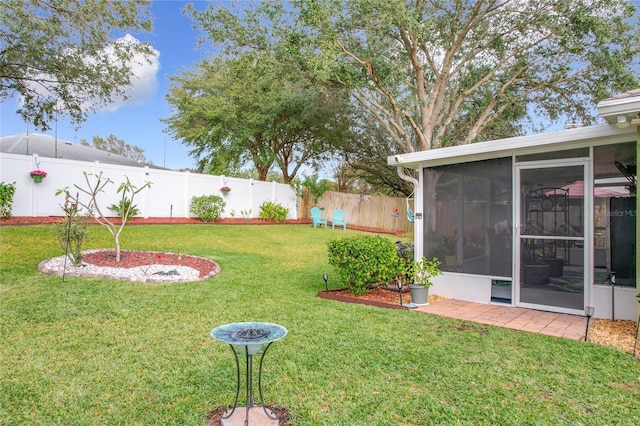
[592,284,638,321]
[431,273,492,304]
[0,152,297,219]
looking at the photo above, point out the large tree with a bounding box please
[301,0,640,151]
[164,51,351,182]
[192,0,639,154]
[0,0,153,131]
[80,135,148,164]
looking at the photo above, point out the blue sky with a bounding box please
[1,1,221,171]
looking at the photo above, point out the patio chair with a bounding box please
[332,208,347,230]
[310,207,327,228]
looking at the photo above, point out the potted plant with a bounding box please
[440,232,457,266]
[408,256,442,305]
[220,186,231,195]
[29,169,47,183]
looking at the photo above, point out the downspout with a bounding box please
[397,166,423,260]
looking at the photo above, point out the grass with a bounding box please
[1,224,639,425]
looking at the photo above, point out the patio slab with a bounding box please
[416,299,587,340]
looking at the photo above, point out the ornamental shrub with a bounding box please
[108,199,140,220]
[0,181,16,218]
[190,195,226,222]
[259,201,289,222]
[327,235,402,295]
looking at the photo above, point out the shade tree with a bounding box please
[164,51,352,183]
[189,0,640,154]
[0,0,154,130]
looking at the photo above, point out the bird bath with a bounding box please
[210,322,288,426]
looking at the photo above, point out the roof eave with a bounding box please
[596,95,640,124]
[388,124,637,169]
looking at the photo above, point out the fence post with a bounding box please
[143,166,150,219]
[31,154,39,216]
[184,171,191,218]
[249,178,254,217]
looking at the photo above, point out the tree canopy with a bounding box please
[164,50,351,183]
[0,0,154,131]
[184,0,639,194]
[80,135,148,164]
[191,0,640,154]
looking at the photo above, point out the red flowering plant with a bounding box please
[29,169,48,178]
[220,186,231,194]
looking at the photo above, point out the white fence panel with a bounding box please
[219,176,254,218]
[146,169,190,218]
[0,153,297,219]
[2,153,36,216]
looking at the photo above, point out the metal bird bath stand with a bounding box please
[210,322,288,425]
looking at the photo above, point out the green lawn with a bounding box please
[1,224,639,425]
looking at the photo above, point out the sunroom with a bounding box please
[389,90,639,320]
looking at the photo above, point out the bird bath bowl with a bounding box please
[210,322,288,425]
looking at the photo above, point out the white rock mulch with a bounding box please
[38,254,203,283]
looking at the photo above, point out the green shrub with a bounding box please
[0,181,16,218]
[395,240,415,278]
[327,235,402,295]
[190,195,226,222]
[108,199,140,220]
[259,201,289,222]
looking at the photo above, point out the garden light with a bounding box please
[584,306,594,341]
[634,298,640,358]
[322,273,328,291]
[396,276,403,306]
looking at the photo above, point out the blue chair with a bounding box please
[310,207,327,228]
[332,208,347,230]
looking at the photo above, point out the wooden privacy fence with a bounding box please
[298,189,413,234]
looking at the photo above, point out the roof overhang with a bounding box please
[388,124,638,169]
[597,89,640,126]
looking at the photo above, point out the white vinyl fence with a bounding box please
[0,153,298,219]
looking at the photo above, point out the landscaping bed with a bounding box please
[0,216,310,226]
[318,287,446,309]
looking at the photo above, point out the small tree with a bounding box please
[57,172,151,261]
[55,192,89,266]
[301,174,333,205]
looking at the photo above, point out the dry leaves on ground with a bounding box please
[588,319,639,355]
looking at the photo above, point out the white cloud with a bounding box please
[21,34,160,113]
[98,34,161,112]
